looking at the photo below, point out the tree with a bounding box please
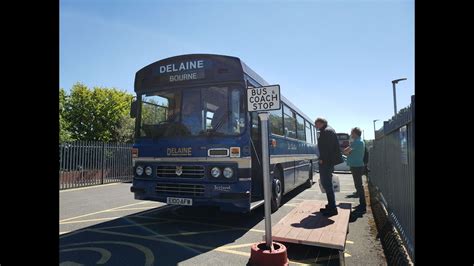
[116,115,135,143]
[59,88,74,143]
[63,83,134,142]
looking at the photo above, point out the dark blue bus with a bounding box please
[130,54,319,213]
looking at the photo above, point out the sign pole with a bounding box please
[259,112,272,249]
[247,84,281,251]
[248,85,288,265]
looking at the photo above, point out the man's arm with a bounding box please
[343,146,352,155]
[318,131,328,164]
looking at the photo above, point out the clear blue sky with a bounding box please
[60,0,414,140]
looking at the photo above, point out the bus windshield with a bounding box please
[139,85,245,138]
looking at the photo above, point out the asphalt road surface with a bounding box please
[60,172,386,265]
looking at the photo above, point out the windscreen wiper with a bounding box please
[211,111,231,132]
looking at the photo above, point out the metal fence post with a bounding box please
[101,142,105,184]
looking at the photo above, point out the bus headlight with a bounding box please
[145,166,152,176]
[136,165,144,176]
[223,167,233,178]
[211,167,221,178]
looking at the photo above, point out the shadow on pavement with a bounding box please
[349,210,366,223]
[60,205,264,265]
[60,182,314,265]
[244,242,341,266]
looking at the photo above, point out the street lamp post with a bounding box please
[392,78,407,116]
[373,119,379,138]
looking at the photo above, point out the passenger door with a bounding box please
[250,112,263,197]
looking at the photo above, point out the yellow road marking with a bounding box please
[85,228,312,265]
[60,230,85,239]
[158,228,238,237]
[132,215,265,233]
[346,240,354,244]
[60,182,121,193]
[344,252,352,257]
[88,228,215,251]
[219,243,255,250]
[94,220,172,231]
[216,248,312,266]
[65,228,337,265]
[134,205,176,216]
[59,220,172,237]
[123,217,204,255]
[215,248,250,256]
[104,207,161,212]
[60,247,111,264]
[60,217,121,224]
[60,201,150,222]
[61,240,154,266]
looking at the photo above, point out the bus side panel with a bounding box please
[270,135,296,193]
[295,159,309,186]
[282,160,296,192]
[296,140,311,185]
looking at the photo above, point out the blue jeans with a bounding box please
[319,163,336,209]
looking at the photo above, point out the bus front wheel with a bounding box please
[271,168,283,213]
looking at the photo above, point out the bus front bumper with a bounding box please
[130,179,252,212]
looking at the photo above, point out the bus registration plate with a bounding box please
[167,197,193,206]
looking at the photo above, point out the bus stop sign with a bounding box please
[246,84,281,250]
[247,85,281,112]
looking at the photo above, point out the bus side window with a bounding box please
[305,121,312,144]
[296,114,306,141]
[251,112,259,141]
[269,109,284,136]
[283,105,297,139]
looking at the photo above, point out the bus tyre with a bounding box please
[304,162,313,189]
[271,169,283,213]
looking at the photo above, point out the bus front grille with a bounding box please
[156,165,205,178]
[155,183,205,197]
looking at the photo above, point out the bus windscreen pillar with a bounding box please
[247,85,281,249]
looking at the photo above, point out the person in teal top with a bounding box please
[344,127,367,212]
[346,132,365,167]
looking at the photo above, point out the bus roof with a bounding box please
[135,53,314,124]
[241,60,313,124]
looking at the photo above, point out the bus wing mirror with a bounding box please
[130,100,137,118]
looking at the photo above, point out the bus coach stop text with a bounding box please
[247,85,281,112]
